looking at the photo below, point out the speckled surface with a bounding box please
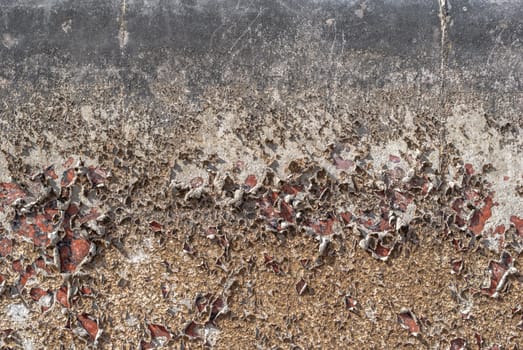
[0,1,522,349]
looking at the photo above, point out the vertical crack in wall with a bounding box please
[438,0,450,103]
[119,0,128,50]
[437,0,451,194]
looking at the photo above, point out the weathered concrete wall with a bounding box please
[0,0,522,349]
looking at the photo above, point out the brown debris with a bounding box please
[295,279,308,296]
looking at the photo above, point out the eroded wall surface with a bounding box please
[0,0,522,348]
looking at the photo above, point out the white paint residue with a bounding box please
[6,303,30,324]
[370,138,409,171]
[61,19,72,33]
[128,247,149,264]
[2,33,18,49]
[0,153,11,182]
[446,105,523,235]
[22,337,34,350]
[204,324,221,347]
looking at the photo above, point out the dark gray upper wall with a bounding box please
[1,1,439,89]
[0,0,521,106]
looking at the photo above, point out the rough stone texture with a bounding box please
[0,0,522,349]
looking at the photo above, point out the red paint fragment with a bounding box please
[493,224,505,235]
[30,287,53,311]
[34,256,52,275]
[86,166,108,187]
[397,310,421,336]
[59,238,91,273]
[510,216,523,237]
[80,286,94,296]
[17,265,36,290]
[0,237,13,257]
[148,324,171,341]
[279,201,294,222]
[0,182,26,206]
[63,157,75,168]
[334,157,354,170]
[30,287,48,301]
[389,155,401,163]
[474,333,483,349]
[190,177,204,189]
[481,251,516,298]
[12,259,23,273]
[374,242,392,259]
[244,174,257,189]
[344,295,359,314]
[451,259,464,275]
[421,181,432,195]
[464,163,474,175]
[78,207,102,224]
[77,313,99,342]
[12,212,54,247]
[210,297,226,321]
[61,168,76,188]
[309,219,334,236]
[56,286,70,308]
[340,212,352,224]
[149,221,163,232]
[140,341,154,350]
[184,321,203,339]
[295,279,308,295]
[281,184,301,195]
[264,254,282,274]
[44,165,58,180]
[469,195,494,235]
[449,338,467,350]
